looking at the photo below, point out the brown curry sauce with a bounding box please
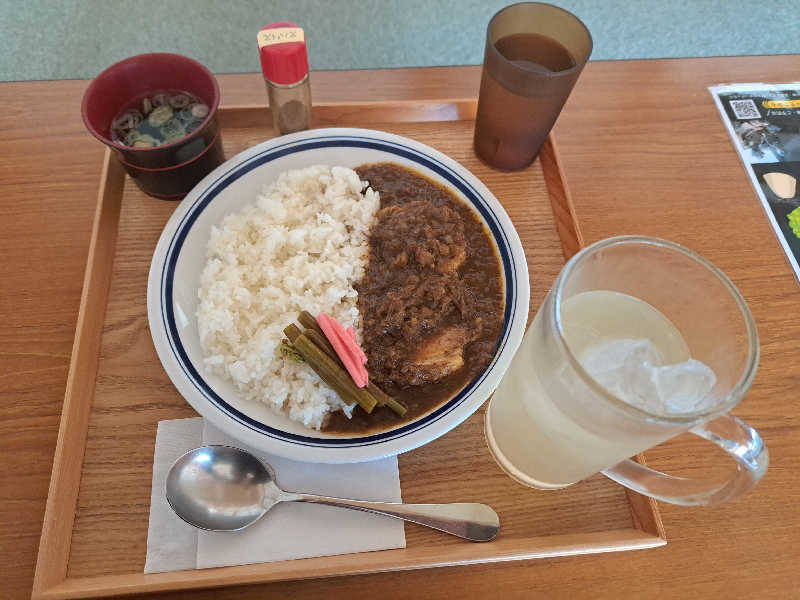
[323,163,504,434]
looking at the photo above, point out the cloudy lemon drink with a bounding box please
[486,236,767,506]
[486,289,717,488]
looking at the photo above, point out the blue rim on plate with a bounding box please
[149,128,529,461]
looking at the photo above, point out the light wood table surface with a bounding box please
[2,56,799,599]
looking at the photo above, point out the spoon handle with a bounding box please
[281,493,499,542]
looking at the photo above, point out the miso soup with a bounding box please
[110,90,210,148]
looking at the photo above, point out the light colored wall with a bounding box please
[1,0,796,82]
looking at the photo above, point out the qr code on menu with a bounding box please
[729,99,761,120]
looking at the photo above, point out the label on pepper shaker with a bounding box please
[257,27,305,48]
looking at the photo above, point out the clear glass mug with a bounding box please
[485,236,768,505]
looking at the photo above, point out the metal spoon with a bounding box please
[166,445,499,542]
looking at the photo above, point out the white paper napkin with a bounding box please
[145,417,406,573]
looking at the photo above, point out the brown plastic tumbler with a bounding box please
[474,3,592,170]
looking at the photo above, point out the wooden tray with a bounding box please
[32,102,665,600]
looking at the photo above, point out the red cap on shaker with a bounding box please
[258,22,309,85]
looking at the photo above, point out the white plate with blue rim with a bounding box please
[147,128,529,463]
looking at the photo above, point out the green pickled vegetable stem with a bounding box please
[292,334,377,413]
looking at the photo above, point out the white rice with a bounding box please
[196,165,379,429]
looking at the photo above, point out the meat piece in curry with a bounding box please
[410,325,469,383]
[323,162,504,434]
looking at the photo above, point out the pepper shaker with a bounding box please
[258,22,312,134]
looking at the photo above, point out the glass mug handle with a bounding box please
[602,415,769,506]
